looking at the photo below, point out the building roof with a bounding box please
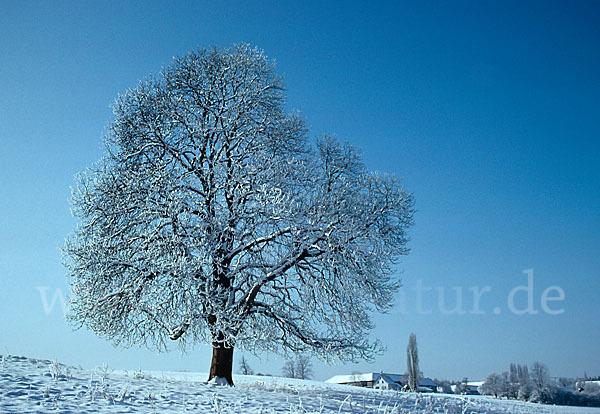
[419,377,439,387]
[379,373,406,383]
[325,373,378,384]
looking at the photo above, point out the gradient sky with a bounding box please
[1,0,598,382]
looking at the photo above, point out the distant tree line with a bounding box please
[480,362,600,407]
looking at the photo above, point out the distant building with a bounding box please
[374,374,403,391]
[326,372,379,388]
[326,372,438,392]
[578,380,600,392]
[466,381,483,394]
[450,381,482,395]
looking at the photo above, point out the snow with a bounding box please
[326,372,378,383]
[1,354,599,413]
[208,376,230,386]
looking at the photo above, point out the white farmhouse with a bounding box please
[326,372,439,392]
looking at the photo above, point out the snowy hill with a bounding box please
[1,354,598,413]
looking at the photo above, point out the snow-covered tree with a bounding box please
[517,364,529,386]
[529,361,550,402]
[64,44,414,385]
[480,373,503,397]
[280,355,312,379]
[453,381,466,395]
[237,355,253,375]
[530,361,549,391]
[406,333,420,392]
[282,359,296,379]
[508,363,519,398]
[295,354,313,380]
[499,371,510,397]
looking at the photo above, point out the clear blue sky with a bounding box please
[1,0,598,381]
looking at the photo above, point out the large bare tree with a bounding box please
[64,44,414,385]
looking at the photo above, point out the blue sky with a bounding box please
[1,0,598,381]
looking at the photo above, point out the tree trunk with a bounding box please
[208,346,234,385]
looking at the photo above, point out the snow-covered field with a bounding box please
[1,355,598,413]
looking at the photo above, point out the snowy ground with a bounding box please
[1,355,599,413]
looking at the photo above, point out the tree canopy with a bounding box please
[64,44,414,383]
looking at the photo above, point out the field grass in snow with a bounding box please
[1,354,598,413]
